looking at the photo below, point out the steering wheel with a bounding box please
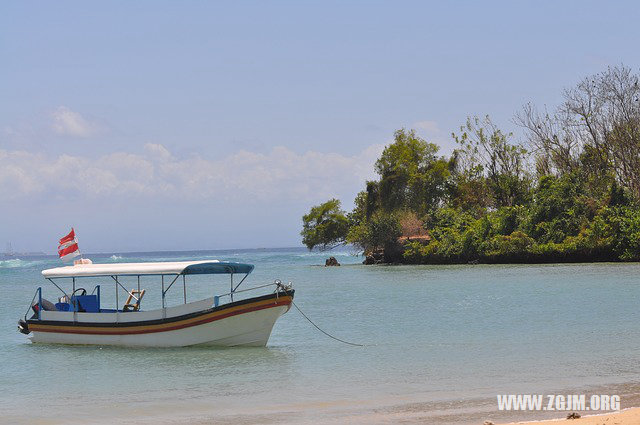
[71,288,87,297]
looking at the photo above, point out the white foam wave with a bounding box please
[0,258,47,268]
[0,259,25,268]
[295,252,357,258]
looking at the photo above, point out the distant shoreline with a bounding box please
[1,246,316,259]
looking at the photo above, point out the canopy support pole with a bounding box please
[110,276,139,303]
[232,274,249,292]
[162,274,181,297]
[46,278,69,299]
[230,273,234,302]
[115,276,119,312]
[72,277,77,320]
[183,275,187,304]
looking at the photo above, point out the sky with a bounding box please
[2,1,640,253]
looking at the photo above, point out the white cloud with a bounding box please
[144,143,172,160]
[0,144,384,205]
[51,106,97,138]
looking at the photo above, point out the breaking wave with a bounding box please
[0,258,46,268]
[0,259,25,268]
[295,252,356,258]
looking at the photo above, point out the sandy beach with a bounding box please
[502,407,640,425]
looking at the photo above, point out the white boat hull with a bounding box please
[27,292,293,347]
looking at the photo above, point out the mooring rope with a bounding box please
[290,300,364,347]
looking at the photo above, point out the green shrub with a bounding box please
[482,231,535,261]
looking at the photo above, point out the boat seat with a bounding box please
[32,298,57,314]
[75,295,99,313]
[123,289,145,312]
[55,302,71,311]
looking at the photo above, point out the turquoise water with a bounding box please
[2,249,640,424]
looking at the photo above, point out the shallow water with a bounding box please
[1,249,640,424]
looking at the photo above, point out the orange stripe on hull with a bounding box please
[30,296,292,336]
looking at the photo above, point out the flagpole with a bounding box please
[74,227,82,262]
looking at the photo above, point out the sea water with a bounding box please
[1,248,640,424]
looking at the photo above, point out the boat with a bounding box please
[2,242,15,258]
[17,259,294,347]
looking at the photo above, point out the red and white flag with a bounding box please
[58,228,80,262]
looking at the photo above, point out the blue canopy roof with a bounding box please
[182,261,254,275]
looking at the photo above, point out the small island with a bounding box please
[302,65,640,265]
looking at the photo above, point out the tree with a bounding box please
[515,103,582,176]
[516,65,640,199]
[301,199,349,250]
[299,65,640,264]
[375,129,450,214]
[453,116,531,208]
[526,173,594,243]
[347,211,402,259]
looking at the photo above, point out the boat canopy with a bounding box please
[41,260,255,279]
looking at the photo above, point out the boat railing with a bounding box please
[24,277,291,316]
[91,284,101,311]
[23,287,42,321]
[213,281,290,307]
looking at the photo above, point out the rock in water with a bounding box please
[325,256,340,266]
[363,250,385,265]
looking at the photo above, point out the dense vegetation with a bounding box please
[301,65,640,264]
